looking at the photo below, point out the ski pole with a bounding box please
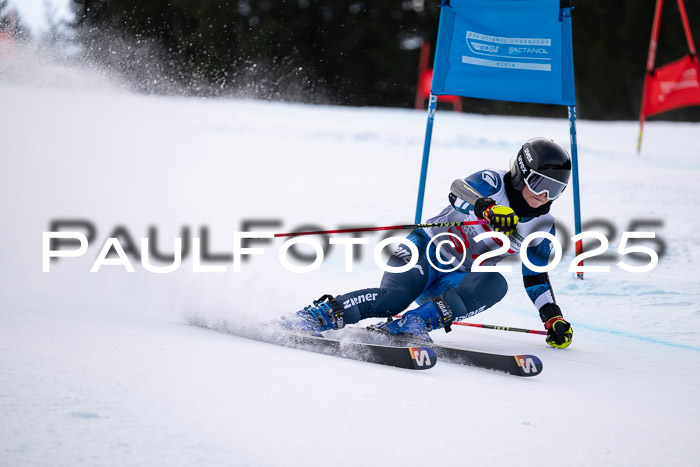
[451,321,546,335]
[393,315,546,335]
[272,219,487,238]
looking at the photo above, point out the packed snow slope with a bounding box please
[2,49,700,467]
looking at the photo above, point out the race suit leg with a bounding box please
[416,271,508,320]
[334,230,434,324]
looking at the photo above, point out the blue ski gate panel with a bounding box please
[431,0,575,106]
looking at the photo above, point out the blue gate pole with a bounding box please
[568,105,584,279]
[415,94,438,223]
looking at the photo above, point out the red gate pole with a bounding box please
[638,0,665,153]
[677,0,697,55]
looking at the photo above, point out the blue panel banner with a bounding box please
[431,0,575,106]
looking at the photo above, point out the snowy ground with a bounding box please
[2,48,700,466]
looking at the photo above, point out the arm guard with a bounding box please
[448,170,502,213]
[522,224,557,309]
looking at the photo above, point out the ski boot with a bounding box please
[371,296,453,342]
[277,294,345,336]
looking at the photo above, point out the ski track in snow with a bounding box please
[2,48,700,466]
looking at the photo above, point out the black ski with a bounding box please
[188,316,437,370]
[335,327,543,377]
[425,343,542,377]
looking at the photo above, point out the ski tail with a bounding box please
[188,315,437,370]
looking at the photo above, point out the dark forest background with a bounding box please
[58,1,700,120]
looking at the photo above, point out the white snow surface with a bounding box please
[2,50,700,467]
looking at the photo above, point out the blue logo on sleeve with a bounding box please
[481,171,500,189]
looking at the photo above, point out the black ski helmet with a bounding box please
[510,138,572,200]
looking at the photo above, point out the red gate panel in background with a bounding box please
[414,42,462,112]
[643,54,700,117]
[638,0,700,151]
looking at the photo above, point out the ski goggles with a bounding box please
[524,170,567,200]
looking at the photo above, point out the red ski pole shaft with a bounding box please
[273,219,487,238]
[392,315,546,335]
[451,321,547,335]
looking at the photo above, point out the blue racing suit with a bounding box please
[336,169,557,325]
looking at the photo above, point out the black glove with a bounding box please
[539,303,573,349]
[474,197,519,236]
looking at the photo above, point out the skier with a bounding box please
[280,137,574,349]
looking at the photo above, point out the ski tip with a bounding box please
[513,354,543,376]
[409,346,438,370]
